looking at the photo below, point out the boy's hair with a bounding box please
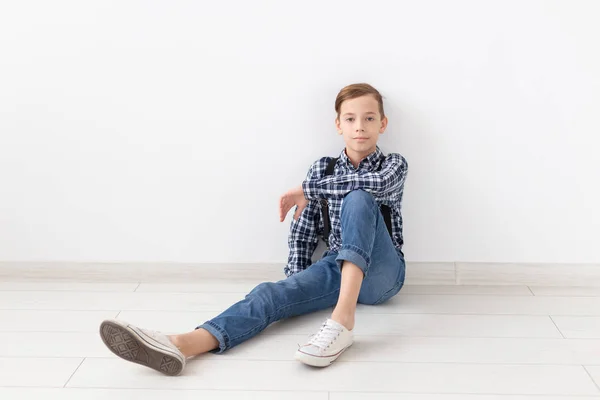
[335,83,385,119]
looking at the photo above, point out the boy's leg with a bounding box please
[295,189,405,367]
[182,253,341,354]
[334,189,406,326]
[100,255,341,375]
[330,260,364,330]
[168,328,219,357]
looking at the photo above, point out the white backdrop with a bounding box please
[1,0,598,264]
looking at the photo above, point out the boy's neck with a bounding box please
[345,147,376,168]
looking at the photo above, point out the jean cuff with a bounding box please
[335,244,370,276]
[196,320,229,354]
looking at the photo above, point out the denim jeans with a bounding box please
[197,189,406,353]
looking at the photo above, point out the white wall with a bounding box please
[0,0,598,264]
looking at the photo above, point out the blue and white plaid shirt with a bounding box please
[284,146,408,277]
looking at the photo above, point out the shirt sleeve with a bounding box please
[284,200,321,277]
[284,161,325,277]
[302,153,408,201]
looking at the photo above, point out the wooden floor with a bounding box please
[1,279,600,399]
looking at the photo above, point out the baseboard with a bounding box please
[455,262,600,286]
[1,261,599,286]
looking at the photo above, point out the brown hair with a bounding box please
[335,83,385,120]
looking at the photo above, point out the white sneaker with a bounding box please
[99,319,186,376]
[294,318,354,367]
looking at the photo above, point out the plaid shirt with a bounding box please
[284,146,408,277]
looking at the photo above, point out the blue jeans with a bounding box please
[197,190,406,353]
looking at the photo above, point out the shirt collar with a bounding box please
[339,146,384,171]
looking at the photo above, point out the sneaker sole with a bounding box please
[294,344,352,367]
[99,320,184,376]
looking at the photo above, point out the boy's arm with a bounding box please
[284,200,321,277]
[283,160,325,277]
[302,154,408,201]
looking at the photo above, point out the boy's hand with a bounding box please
[279,185,309,222]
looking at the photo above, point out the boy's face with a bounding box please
[335,95,388,159]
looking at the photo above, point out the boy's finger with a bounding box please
[280,203,290,222]
[279,197,286,222]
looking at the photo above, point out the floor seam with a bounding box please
[453,262,458,284]
[62,357,85,388]
[4,309,600,317]
[1,333,598,339]
[549,315,567,339]
[583,365,600,393]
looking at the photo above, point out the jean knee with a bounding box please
[342,189,376,211]
[247,282,276,301]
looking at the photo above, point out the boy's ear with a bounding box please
[335,118,342,134]
[379,116,388,134]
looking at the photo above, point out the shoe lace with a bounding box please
[307,322,342,349]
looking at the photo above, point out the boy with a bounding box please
[99,83,408,376]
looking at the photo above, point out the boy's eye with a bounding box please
[345,117,375,122]
[346,117,375,122]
